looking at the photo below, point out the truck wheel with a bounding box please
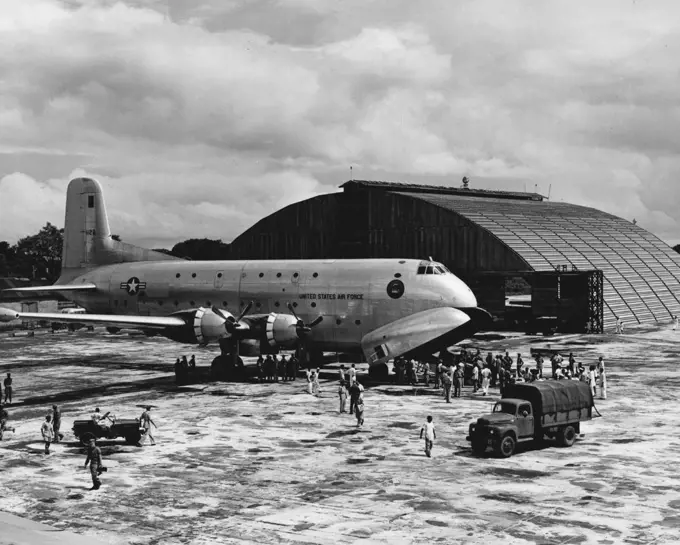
[471,438,486,456]
[125,433,141,445]
[497,434,516,458]
[558,425,576,447]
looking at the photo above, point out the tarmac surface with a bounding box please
[1,327,679,544]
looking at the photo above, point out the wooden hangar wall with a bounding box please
[227,188,532,280]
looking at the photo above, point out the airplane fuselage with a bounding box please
[67,258,477,352]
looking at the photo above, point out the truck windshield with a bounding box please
[492,402,517,415]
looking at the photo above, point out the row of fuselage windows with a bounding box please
[174,272,320,280]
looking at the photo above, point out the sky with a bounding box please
[1,0,680,249]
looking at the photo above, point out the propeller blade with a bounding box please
[286,302,301,323]
[308,316,323,328]
[211,306,229,322]
[236,301,253,323]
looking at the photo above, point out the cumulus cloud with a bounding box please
[1,0,680,248]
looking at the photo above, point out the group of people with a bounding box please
[390,348,608,402]
[256,354,300,382]
[336,364,365,427]
[174,355,196,384]
[34,404,157,489]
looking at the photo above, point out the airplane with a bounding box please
[0,178,491,378]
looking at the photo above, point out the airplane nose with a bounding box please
[451,277,477,308]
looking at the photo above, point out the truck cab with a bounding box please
[466,381,594,458]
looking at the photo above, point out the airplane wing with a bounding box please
[0,310,185,330]
[2,283,97,293]
[360,307,474,367]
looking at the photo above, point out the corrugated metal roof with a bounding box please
[396,191,680,329]
[341,180,545,201]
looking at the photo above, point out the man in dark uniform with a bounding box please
[256,356,265,382]
[4,373,12,404]
[84,438,104,490]
[278,355,287,382]
[286,355,296,381]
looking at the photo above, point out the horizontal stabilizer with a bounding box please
[1,310,186,329]
[2,283,97,293]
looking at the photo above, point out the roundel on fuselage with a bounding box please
[387,279,405,299]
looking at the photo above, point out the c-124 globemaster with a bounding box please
[0,178,491,378]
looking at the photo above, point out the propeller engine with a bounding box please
[286,303,323,336]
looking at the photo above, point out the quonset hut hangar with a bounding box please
[228,180,680,332]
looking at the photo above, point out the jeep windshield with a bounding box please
[492,402,517,415]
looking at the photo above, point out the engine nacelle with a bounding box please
[264,312,299,349]
[193,307,233,344]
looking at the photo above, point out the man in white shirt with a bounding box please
[480,367,492,396]
[41,414,55,454]
[419,415,436,457]
[348,364,357,386]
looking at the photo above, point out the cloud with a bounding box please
[1,0,680,249]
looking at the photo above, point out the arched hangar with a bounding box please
[228,180,680,330]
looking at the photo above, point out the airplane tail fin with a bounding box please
[59,177,181,281]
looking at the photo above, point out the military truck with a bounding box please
[466,381,594,458]
[72,414,144,445]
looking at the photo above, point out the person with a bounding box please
[597,357,607,400]
[422,362,430,387]
[434,359,442,389]
[138,406,157,446]
[91,408,111,430]
[4,373,12,404]
[189,355,196,369]
[453,365,463,398]
[84,438,103,490]
[516,353,524,378]
[569,353,576,375]
[174,358,182,384]
[348,364,357,386]
[305,367,313,394]
[41,414,55,454]
[472,364,479,393]
[286,355,297,381]
[420,415,436,458]
[349,380,364,414]
[0,404,15,441]
[338,381,348,413]
[674,315,679,331]
[338,364,346,383]
[536,355,544,378]
[588,365,597,396]
[480,366,491,396]
[256,356,264,383]
[278,355,287,382]
[52,405,63,443]
[441,369,452,403]
[354,388,365,428]
[312,368,321,396]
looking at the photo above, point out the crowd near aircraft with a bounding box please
[0,178,490,376]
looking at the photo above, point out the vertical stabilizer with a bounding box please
[60,178,181,280]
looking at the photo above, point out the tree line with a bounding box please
[0,223,232,282]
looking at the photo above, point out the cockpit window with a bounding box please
[417,260,449,275]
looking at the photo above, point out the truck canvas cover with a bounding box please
[503,381,593,415]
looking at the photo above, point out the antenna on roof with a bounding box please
[461,176,470,189]
[534,183,538,193]
[350,166,353,181]
[548,184,552,200]
[429,256,434,262]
